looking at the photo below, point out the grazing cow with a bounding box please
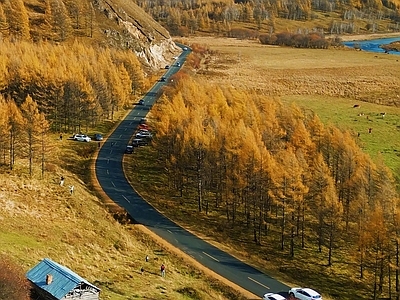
[353,104,360,108]
[368,128,372,134]
[380,112,386,118]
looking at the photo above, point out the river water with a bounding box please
[343,36,400,55]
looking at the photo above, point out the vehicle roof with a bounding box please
[264,293,286,300]
[302,288,320,295]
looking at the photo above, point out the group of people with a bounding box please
[59,176,74,194]
[141,255,166,278]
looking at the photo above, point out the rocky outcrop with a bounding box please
[94,0,180,69]
[380,41,400,53]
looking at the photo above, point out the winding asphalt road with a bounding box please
[95,45,289,299]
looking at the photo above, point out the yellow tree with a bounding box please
[47,0,72,41]
[0,96,9,165]
[37,112,50,179]
[275,146,308,255]
[20,95,42,177]
[6,97,24,170]
[3,0,30,40]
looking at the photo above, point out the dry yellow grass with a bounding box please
[184,36,400,106]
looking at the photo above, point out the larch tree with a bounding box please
[0,96,9,165]
[20,95,41,177]
[6,98,23,170]
[3,0,30,40]
[37,112,50,178]
[323,175,342,266]
[48,0,72,41]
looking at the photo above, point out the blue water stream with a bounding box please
[343,36,400,55]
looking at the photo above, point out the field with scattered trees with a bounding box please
[1,0,400,300]
[123,40,400,300]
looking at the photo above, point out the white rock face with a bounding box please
[94,0,181,69]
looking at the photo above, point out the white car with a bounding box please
[135,132,152,139]
[262,292,286,300]
[289,287,322,300]
[73,134,91,142]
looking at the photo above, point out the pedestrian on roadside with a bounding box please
[60,176,65,186]
[160,264,165,277]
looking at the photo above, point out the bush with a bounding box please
[0,256,30,300]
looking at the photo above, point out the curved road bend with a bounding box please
[95,46,289,299]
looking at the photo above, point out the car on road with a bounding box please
[176,62,181,67]
[125,145,133,154]
[165,65,170,69]
[183,47,188,50]
[139,118,147,124]
[73,134,91,142]
[138,99,144,105]
[160,76,166,82]
[289,287,322,300]
[262,293,286,300]
[94,133,103,141]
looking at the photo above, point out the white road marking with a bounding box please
[167,229,172,234]
[122,195,130,203]
[106,170,109,174]
[107,159,110,163]
[202,252,219,262]
[248,277,269,289]
[111,181,115,187]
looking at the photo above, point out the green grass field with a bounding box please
[281,95,400,181]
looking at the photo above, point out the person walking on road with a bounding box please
[160,264,165,277]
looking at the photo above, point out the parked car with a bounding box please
[94,133,103,141]
[289,288,322,300]
[132,138,148,147]
[138,123,149,130]
[125,145,134,154]
[139,118,147,124]
[73,134,91,142]
[138,99,144,105]
[165,65,170,69]
[135,132,152,139]
[262,293,286,300]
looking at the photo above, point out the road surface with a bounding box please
[95,45,289,299]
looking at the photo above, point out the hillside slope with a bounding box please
[22,0,179,69]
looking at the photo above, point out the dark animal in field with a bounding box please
[353,104,360,108]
